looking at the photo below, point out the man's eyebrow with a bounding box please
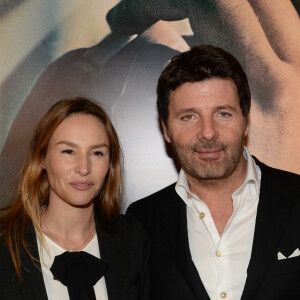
[55,141,109,149]
[216,105,237,112]
[175,108,197,116]
[174,105,238,117]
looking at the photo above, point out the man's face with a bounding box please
[162,78,249,182]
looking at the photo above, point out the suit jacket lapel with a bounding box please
[241,162,293,300]
[160,189,210,300]
[22,217,122,300]
[21,224,48,300]
[96,216,125,300]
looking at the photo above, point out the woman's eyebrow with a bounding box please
[55,141,109,149]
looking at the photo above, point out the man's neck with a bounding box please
[187,156,248,235]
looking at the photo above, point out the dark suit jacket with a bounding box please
[0,214,149,300]
[127,158,300,299]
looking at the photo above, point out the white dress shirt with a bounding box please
[37,233,108,300]
[175,147,261,300]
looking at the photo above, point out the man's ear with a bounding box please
[244,114,250,137]
[161,121,171,143]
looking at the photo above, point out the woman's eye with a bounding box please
[93,151,103,156]
[62,149,73,154]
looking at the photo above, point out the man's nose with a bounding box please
[196,117,218,141]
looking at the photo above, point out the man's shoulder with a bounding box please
[254,156,300,184]
[254,156,300,199]
[129,183,176,209]
[126,183,183,233]
[126,183,178,223]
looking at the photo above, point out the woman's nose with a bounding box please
[75,155,91,176]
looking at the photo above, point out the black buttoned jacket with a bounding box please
[0,214,149,300]
[128,158,300,300]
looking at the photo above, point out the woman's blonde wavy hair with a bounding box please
[0,98,123,280]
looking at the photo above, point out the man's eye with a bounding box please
[217,112,231,117]
[181,115,195,121]
[62,149,73,154]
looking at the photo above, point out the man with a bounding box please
[127,45,300,300]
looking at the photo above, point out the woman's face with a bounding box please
[44,113,110,208]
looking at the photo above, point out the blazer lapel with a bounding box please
[241,163,293,300]
[95,217,125,300]
[21,225,48,300]
[160,190,210,300]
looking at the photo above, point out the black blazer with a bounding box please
[0,214,149,300]
[127,158,300,300]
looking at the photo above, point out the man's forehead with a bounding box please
[169,79,239,104]
[173,77,237,92]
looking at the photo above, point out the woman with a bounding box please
[0,98,149,300]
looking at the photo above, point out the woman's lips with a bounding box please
[69,181,94,191]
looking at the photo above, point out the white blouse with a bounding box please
[37,233,108,300]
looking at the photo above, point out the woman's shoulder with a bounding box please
[0,234,9,255]
[0,233,16,278]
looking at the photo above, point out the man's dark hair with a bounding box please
[157,45,251,125]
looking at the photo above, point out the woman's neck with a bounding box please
[41,200,96,251]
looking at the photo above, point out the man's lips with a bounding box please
[69,181,94,191]
[193,148,224,159]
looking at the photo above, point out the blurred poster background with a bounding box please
[1,0,299,209]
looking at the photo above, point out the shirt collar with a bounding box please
[175,146,261,207]
[234,147,261,197]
